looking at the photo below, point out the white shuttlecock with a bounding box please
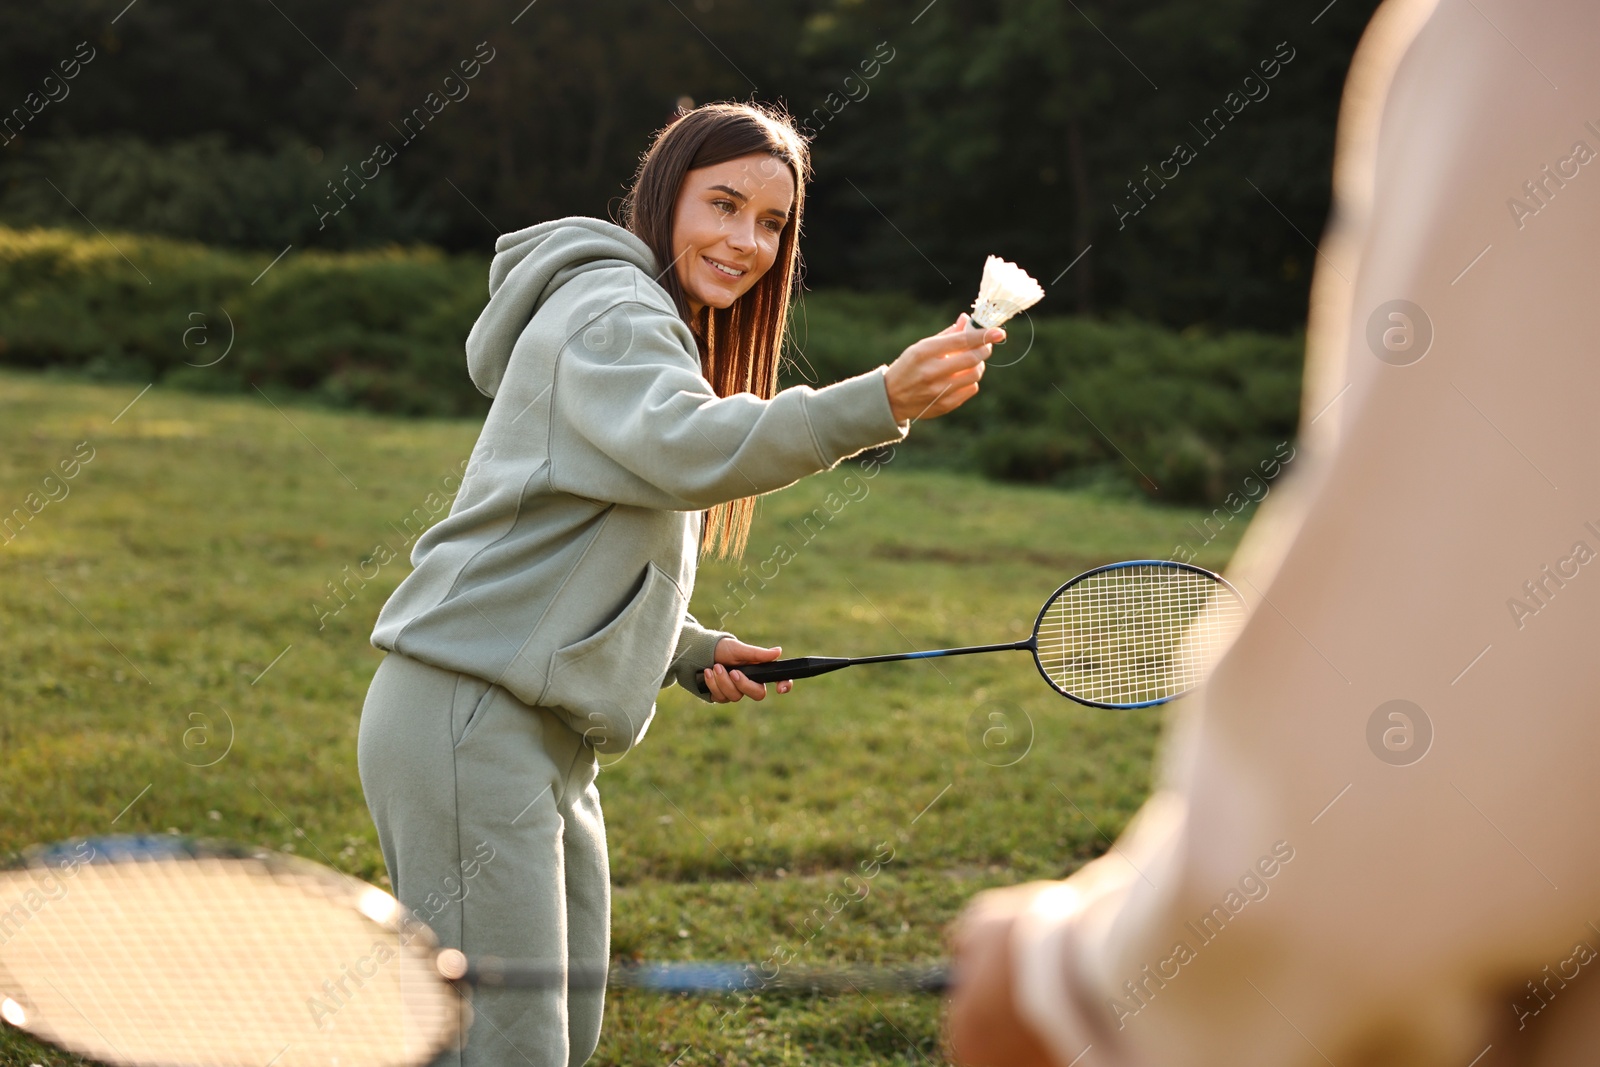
[969,255,1044,329]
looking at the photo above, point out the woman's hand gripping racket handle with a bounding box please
[692,643,1031,697]
[693,656,850,695]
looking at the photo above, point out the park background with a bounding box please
[1,1,1377,1063]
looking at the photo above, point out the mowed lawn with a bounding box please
[0,368,1246,1066]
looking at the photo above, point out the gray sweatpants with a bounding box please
[357,650,609,1067]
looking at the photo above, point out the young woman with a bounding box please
[357,101,1003,1066]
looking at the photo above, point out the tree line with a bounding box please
[0,0,1380,332]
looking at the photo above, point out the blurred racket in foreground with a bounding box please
[0,836,945,1067]
[697,560,1248,709]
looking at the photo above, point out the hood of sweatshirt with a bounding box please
[465,215,667,398]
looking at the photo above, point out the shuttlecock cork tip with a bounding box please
[970,255,1044,330]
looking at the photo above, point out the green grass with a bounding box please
[0,367,1247,1066]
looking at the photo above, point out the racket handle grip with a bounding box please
[691,656,851,695]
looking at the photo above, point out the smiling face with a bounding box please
[670,152,796,323]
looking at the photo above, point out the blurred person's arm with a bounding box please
[951,0,1600,1063]
[946,883,1059,1067]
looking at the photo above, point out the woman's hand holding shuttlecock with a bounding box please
[883,255,1043,423]
[884,313,1003,423]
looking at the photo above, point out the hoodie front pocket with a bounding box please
[452,675,497,750]
[538,560,686,752]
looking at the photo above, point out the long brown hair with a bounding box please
[618,101,811,562]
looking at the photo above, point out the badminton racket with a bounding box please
[695,559,1247,709]
[0,835,946,1067]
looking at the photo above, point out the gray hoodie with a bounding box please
[369,216,910,753]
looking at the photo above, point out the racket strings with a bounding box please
[0,854,458,1067]
[1035,564,1245,705]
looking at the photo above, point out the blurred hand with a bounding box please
[947,882,1061,1067]
[701,637,794,702]
[884,312,1005,423]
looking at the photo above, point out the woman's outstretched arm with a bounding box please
[548,296,997,511]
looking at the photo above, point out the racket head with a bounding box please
[0,835,461,1067]
[1029,559,1247,709]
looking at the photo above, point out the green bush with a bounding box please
[0,226,1304,503]
[0,226,490,417]
[782,291,1304,503]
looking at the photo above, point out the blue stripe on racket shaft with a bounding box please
[452,955,950,994]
